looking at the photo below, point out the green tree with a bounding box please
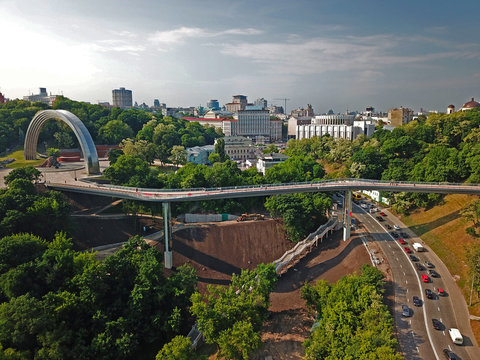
[4,166,41,185]
[263,144,278,154]
[103,155,152,187]
[169,146,187,169]
[217,320,261,360]
[208,152,221,164]
[47,148,60,159]
[98,120,134,144]
[156,336,198,360]
[214,138,228,162]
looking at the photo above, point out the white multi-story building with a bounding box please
[296,114,375,141]
[256,153,289,174]
[23,88,59,106]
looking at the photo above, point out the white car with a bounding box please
[393,224,400,230]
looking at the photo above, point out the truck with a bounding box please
[236,214,265,222]
[412,243,425,252]
[448,328,464,345]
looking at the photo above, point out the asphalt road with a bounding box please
[353,199,480,360]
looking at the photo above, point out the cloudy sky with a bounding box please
[1,0,480,113]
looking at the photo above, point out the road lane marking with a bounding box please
[400,264,403,268]
[356,204,441,360]
[405,280,408,284]
[448,345,452,351]
[443,331,445,336]
[438,307,440,312]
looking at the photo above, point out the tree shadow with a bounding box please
[408,210,461,236]
[173,239,241,275]
[274,236,364,293]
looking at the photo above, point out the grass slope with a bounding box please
[0,149,44,168]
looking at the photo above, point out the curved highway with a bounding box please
[354,199,480,360]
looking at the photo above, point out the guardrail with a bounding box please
[273,217,338,275]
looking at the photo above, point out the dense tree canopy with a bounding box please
[0,234,198,359]
[302,265,402,360]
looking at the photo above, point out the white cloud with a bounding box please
[219,35,478,76]
[147,26,263,49]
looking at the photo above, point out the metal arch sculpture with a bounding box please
[24,110,100,174]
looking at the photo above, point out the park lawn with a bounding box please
[0,149,44,168]
[398,194,480,340]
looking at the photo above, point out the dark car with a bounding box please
[425,261,435,268]
[410,255,419,262]
[443,348,456,359]
[391,232,399,238]
[376,216,385,222]
[425,288,434,299]
[400,232,409,239]
[432,318,442,330]
[401,304,410,317]
[413,296,422,306]
[415,263,425,271]
[385,224,392,230]
[429,270,440,278]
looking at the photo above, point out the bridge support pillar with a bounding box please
[343,190,352,241]
[163,202,173,269]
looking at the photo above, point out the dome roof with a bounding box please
[462,97,480,109]
[447,104,455,108]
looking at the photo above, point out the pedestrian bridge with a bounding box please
[47,178,480,202]
[47,177,480,269]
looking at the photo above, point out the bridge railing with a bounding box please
[93,178,480,195]
[273,217,338,275]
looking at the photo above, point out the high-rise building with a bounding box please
[225,95,248,113]
[153,99,160,108]
[207,99,220,110]
[112,87,133,108]
[388,107,413,127]
[254,98,267,109]
[0,92,5,104]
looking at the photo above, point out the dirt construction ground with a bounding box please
[169,220,386,359]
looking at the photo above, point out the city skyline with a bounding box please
[1,0,480,113]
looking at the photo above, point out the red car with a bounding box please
[422,274,430,283]
[438,288,446,296]
[398,238,407,245]
[380,212,387,216]
[404,247,412,253]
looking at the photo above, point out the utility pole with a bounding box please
[274,98,290,115]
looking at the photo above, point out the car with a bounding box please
[443,348,457,359]
[438,288,446,296]
[376,216,385,222]
[422,274,430,283]
[413,296,422,306]
[401,304,410,317]
[432,318,443,330]
[391,232,399,238]
[410,255,419,262]
[361,203,368,209]
[425,288,434,298]
[415,263,425,271]
[404,247,412,253]
[380,212,387,216]
[398,238,407,245]
[425,261,435,268]
[385,224,392,230]
[393,224,400,230]
[429,269,440,278]
[400,232,409,238]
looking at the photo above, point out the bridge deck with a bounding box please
[46,178,480,203]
